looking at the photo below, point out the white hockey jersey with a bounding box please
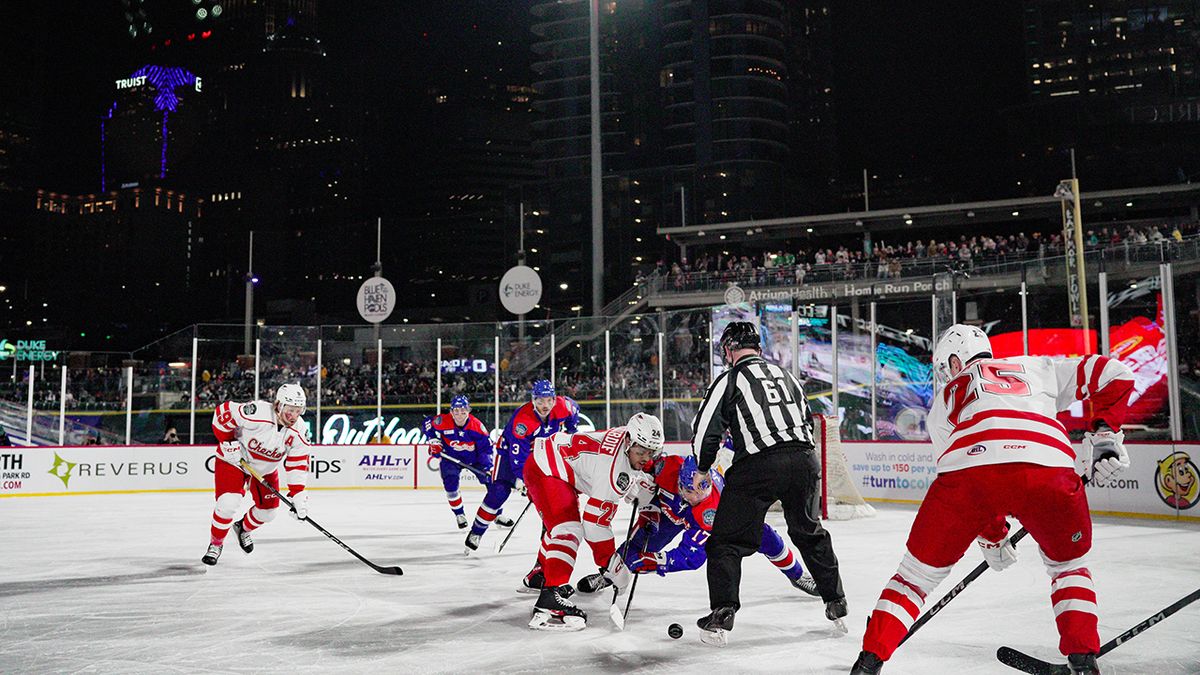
[928,354,1134,474]
[212,400,311,492]
[532,427,649,538]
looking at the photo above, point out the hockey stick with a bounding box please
[610,499,641,630]
[614,535,650,631]
[996,587,1200,674]
[433,451,492,482]
[898,527,1029,646]
[494,498,534,553]
[239,460,403,576]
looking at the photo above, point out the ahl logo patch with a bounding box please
[616,472,630,490]
[244,403,256,415]
[703,509,717,526]
[967,445,987,456]
[515,423,528,436]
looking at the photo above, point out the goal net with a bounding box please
[815,414,876,520]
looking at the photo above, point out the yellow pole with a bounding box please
[1069,178,1091,354]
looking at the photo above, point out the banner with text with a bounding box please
[840,441,1196,519]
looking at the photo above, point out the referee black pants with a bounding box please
[705,447,845,611]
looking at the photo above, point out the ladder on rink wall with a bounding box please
[509,273,663,376]
[0,399,124,447]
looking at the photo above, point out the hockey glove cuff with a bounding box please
[1084,429,1128,483]
[218,441,245,465]
[290,489,310,520]
[977,535,1018,571]
[629,551,668,576]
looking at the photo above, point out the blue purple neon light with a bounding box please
[128,64,198,113]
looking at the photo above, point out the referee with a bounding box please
[694,321,846,645]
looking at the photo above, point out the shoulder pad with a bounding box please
[465,416,487,434]
[509,405,537,437]
[655,456,684,492]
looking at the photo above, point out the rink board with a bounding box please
[3,442,1198,521]
[841,441,1200,521]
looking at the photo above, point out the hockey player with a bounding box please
[465,379,579,554]
[577,455,818,595]
[523,412,665,631]
[202,383,311,566]
[850,325,1134,675]
[422,396,494,529]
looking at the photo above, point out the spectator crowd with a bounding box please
[659,221,1198,292]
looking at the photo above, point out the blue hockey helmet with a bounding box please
[450,395,470,410]
[678,456,713,495]
[531,379,555,399]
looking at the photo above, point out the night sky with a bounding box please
[14,2,1028,200]
[831,2,1026,182]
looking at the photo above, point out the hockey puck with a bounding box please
[668,623,683,639]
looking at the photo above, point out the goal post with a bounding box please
[815,414,876,520]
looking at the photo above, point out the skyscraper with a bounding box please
[525,0,837,310]
[1010,1,1200,189]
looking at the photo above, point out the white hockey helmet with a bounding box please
[626,412,665,456]
[932,324,993,387]
[275,382,307,415]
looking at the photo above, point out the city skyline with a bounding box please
[4,2,1199,350]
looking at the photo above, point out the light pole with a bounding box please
[243,230,255,356]
[372,217,382,350]
[518,203,527,340]
[589,0,603,315]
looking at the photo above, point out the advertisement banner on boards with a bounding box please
[839,441,1195,519]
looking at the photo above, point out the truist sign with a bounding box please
[115,75,148,90]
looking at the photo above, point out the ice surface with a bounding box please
[1,491,1197,674]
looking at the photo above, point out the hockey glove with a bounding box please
[218,440,245,465]
[635,503,661,535]
[429,444,442,456]
[602,550,633,594]
[289,489,310,520]
[976,535,1018,571]
[1084,428,1129,483]
[629,551,668,576]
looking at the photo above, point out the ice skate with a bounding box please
[231,519,254,554]
[1067,653,1100,674]
[696,606,736,647]
[495,515,515,528]
[576,571,612,594]
[825,597,849,634]
[528,585,586,631]
[464,532,481,556]
[201,543,223,566]
[455,513,469,530]
[849,650,884,674]
[791,574,820,597]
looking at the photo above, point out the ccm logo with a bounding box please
[967,445,987,456]
[1002,444,1027,450]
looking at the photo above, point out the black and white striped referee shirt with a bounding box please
[692,354,814,472]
